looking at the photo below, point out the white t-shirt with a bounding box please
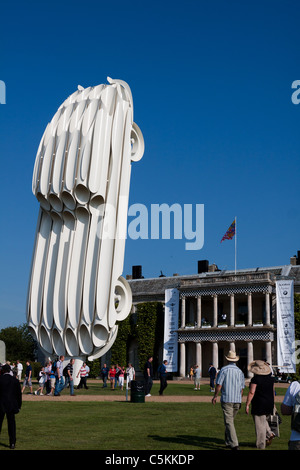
[283,381,300,441]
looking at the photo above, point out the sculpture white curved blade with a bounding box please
[27,78,144,362]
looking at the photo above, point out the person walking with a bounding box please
[16,360,23,382]
[108,365,116,389]
[144,356,153,397]
[64,358,75,396]
[76,362,89,390]
[158,360,168,396]
[193,364,201,390]
[212,350,245,450]
[208,363,217,392]
[34,366,46,396]
[21,360,33,394]
[281,379,300,450]
[44,360,54,396]
[245,360,276,449]
[101,363,109,388]
[0,363,22,449]
[126,363,135,388]
[54,355,65,396]
[115,364,121,389]
[118,366,125,391]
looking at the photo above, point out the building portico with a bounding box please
[127,258,300,378]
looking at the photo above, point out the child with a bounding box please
[35,367,46,395]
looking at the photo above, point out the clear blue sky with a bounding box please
[0,0,299,328]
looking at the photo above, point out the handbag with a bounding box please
[267,407,280,437]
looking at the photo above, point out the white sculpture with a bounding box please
[27,78,144,370]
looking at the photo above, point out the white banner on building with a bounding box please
[276,280,295,373]
[163,288,179,372]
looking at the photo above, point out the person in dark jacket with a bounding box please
[0,363,22,449]
[144,356,153,397]
[158,360,168,396]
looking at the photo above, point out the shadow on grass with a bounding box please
[0,441,10,449]
[148,434,256,451]
[148,434,228,450]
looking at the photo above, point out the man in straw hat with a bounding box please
[212,350,245,450]
[245,360,276,449]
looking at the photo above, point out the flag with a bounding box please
[221,219,236,243]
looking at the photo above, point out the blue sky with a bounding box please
[0,0,299,328]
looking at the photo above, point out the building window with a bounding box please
[237,302,247,323]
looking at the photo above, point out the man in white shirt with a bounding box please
[194,365,201,390]
[16,361,23,381]
[281,380,300,450]
[54,355,65,396]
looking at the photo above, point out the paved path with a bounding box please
[21,394,285,403]
[21,378,288,402]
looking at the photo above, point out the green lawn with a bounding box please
[0,382,292,451]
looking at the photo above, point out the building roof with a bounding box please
[128,265,300,298]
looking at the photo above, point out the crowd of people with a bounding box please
[189,362,217,392]
[0,357,91,397]
[1,353,300,451]
[28,357,91,396]
[100,362,136,390]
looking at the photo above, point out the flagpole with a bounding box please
[235,216,237,275]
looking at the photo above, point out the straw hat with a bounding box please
[225,350,239,362]
[248,360,271,375]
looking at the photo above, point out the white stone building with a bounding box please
[128,255,300,377]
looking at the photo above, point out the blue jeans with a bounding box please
[64,376,74,395]
[102,376,108,387]
[54,376,65,395]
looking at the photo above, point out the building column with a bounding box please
[179,342,186,377]
[247,341,254,378]
[265,341,272,366]
[265,292,271,326]
[247,293,253,326]
[213,295,218,327]
[181,296,186,328]
[196,342,202,375]
[230,294,235,326]
[229,342,235,353]
[212,341,218,370]
[196,296,202,327]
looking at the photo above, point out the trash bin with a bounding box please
[130,380,145,403]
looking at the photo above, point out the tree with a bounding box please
[0,324,36,361]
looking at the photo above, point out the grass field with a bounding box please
[0,381,293,451]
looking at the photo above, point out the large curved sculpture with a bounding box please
[27,77,144,364]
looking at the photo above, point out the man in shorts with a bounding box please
[21,361,33,394]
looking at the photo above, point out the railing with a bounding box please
[180,272,272,287]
